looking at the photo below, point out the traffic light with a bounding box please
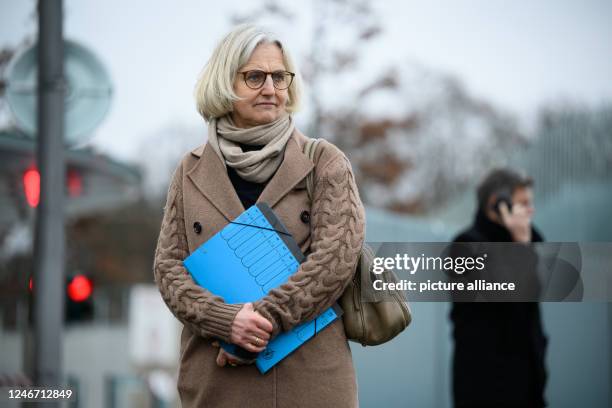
[65,274,94,323]
[21,166,83,208]
[22,167,40,208]
[27,274,94,324]
[67,169,82,197]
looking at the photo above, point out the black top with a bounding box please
[226,143,269,209]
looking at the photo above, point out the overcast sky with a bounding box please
[1,0,611,162]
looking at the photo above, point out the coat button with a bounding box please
[193,222,202,234]
[300,211,310,224]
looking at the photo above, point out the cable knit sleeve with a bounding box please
[253,152,365,337]
[153,163,243,342]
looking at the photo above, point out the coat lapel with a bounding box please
[186,143,245,222]
[186,132,313,220]
[257,133,313,208]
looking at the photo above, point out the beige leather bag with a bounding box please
[303,138,412,346]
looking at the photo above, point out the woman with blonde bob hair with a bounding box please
[154,24,365,407]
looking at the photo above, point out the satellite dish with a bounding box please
[5,39,113,146]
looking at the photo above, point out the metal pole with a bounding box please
[33,0,65,396]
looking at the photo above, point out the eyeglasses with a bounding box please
[239,70,295,90]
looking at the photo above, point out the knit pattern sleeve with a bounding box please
[253,153,365,336]
[153,164,243,342]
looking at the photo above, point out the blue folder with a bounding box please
[183,203,341,373]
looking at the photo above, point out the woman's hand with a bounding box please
[230,303,273,353]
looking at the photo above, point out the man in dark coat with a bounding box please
[450,168,548,408]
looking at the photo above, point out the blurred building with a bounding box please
[0,127,181,408]
[0,128,141,228]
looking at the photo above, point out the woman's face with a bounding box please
[231,43,289,128]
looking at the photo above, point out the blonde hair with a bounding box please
[194,24,303,121]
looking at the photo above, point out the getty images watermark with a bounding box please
[362,243,612,302]
[371,252,517,292]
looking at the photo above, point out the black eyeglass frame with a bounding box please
[238,70,295,90]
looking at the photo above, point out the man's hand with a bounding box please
[499,202,532,243]
[230,303,273,353]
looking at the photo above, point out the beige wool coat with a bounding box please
[154,129,366,408]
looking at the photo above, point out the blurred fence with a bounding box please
[352,106,612,407]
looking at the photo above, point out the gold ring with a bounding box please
[229,362,237,367]
[254,336,262,346]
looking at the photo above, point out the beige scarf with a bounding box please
[207,114,294,183]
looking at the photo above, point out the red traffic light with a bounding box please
[67,275,93,302]
[23,168,40,208]
[67,170,82,197]
[22,167,83,207]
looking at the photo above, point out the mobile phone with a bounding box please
[492,189,513,215]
